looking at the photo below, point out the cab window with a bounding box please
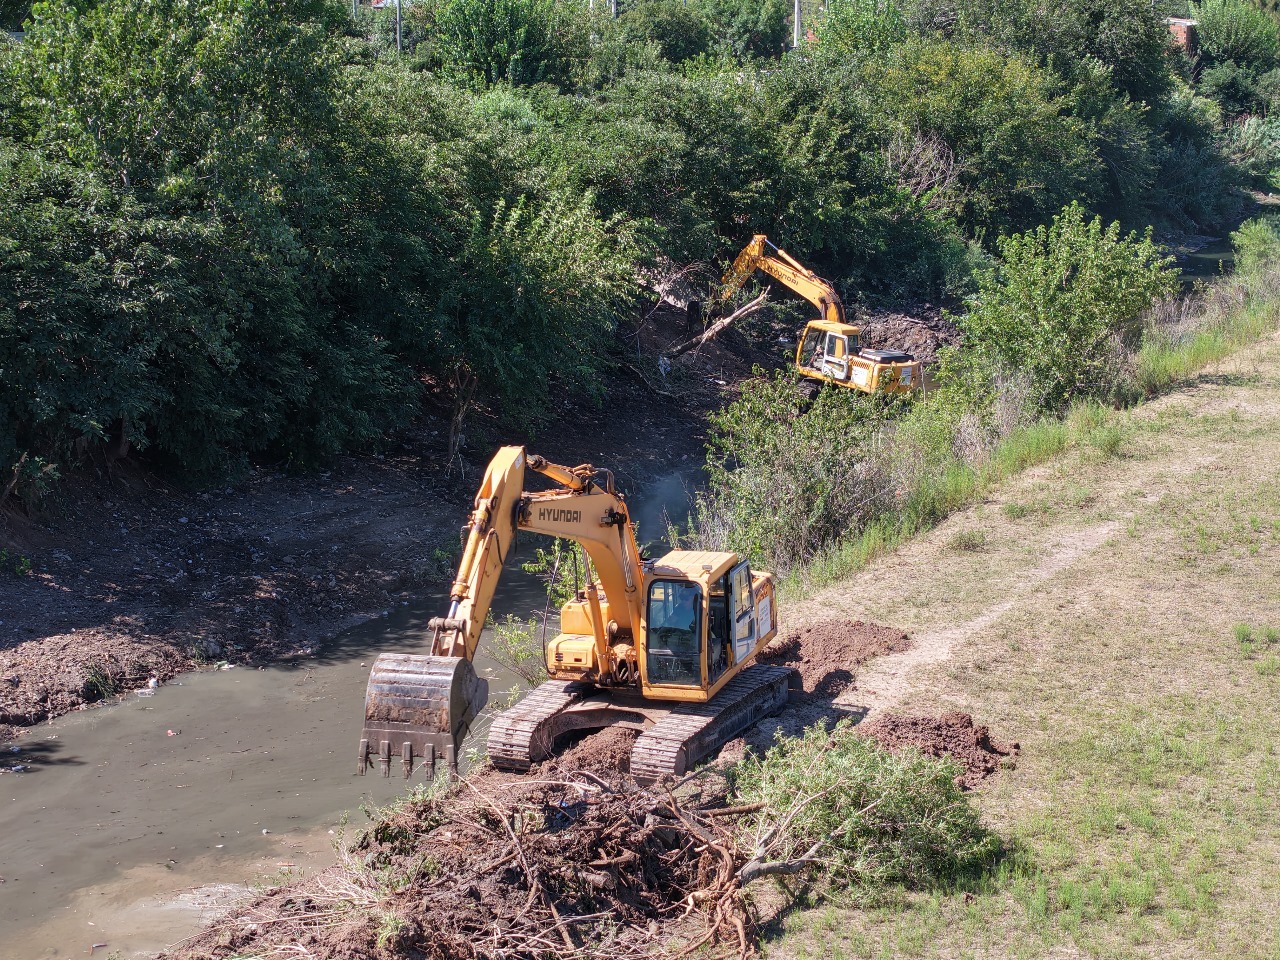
[728,562,756,661]
[825,333,846,359]
[800,327,823,369]
[646,580,702,686]
[708,575,731,682]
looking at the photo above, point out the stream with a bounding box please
[0,470,692,959]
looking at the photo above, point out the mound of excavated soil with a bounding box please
[859,305,961,364]
[550,725,639,775]
[757,619,912,699]
[860,712,1018,789]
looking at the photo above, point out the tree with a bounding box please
[863,40,1102,238]
[961,202,1177,410]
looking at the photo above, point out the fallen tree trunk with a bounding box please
[662,293,769,361]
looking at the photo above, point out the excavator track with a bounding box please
[487,680,590,771]
[630,664,796,783]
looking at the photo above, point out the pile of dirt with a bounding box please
[860,712,1019,789]
[550,725,640,775]
[757,619,912,699]
[859,305,961,364]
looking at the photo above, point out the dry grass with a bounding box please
[766,331,1280,958]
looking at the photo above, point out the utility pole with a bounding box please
[793,0,802,47]
[395,0,402,53]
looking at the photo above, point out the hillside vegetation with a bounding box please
[3,0,1278,502]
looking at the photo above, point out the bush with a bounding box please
[685,372,899,572]
[961,202,1178,411]
[617,0,713,63]
[818,0,908,57]
[1231,213,1280,276]
[422,0,581,87]
[696,0,790,58]
[1192,0,1280,72]
[731,721,1001,892]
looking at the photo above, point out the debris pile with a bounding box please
[167,757,771,960]
[860,712,1019,789]
[859,306,961,364]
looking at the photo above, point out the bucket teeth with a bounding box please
[358,653,487,780]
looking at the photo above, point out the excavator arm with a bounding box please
[720,234,847,326]
[429,447,643,658]
[359,446,645,778]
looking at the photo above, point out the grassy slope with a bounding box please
[767,331,1280,958]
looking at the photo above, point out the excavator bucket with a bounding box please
[357,654,488,778]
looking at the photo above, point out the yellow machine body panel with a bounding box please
[795,320,920,396]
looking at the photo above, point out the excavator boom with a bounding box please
[721,234,846,326]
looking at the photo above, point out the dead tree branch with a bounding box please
[662,293,769,361]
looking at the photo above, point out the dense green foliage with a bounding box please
[961,203,1178,410]
[0,0,1275,495]
[732,721,1001,890]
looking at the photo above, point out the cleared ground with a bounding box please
[768,332,1280,957]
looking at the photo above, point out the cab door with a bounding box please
[820,333,849,381]
[727,561,756,664]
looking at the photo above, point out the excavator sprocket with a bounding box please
[358,653,488,778]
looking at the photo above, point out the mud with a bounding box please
[859,712,1019,789]
[551,724,641,775]
[757,619,913,699]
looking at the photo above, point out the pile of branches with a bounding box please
[170,722,999,960]
[169,766,829,960]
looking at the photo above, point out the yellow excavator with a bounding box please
[358,446,797,783]
[720,234,921,396]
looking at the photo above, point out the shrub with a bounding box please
[1231,213,1280,276]
[685,372,899,572]
[818,0,908,57]
[1192,0,1280,72]
[424,0,579,87]
[961,202,1178,411]
[730,721,1001,892]
[617,0,713,63]
[696,0,790,58]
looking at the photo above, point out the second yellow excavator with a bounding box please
[357,446,797,783]
[720,234,921,396]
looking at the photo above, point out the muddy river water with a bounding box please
[1,471,691,959]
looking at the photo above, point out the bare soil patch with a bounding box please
[860,712,1019,789]
[757,619,912,699]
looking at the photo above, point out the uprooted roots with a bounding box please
[172,767,785,960]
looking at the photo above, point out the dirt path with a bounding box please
[767,332,1280,957]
